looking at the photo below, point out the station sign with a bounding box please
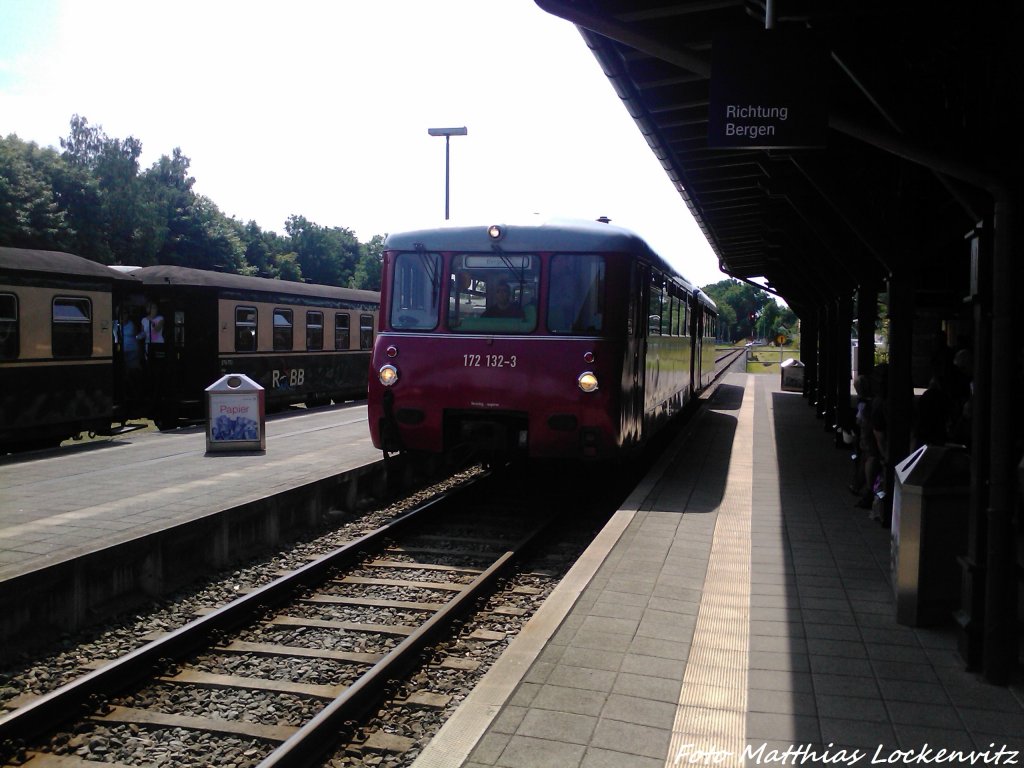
[708,29,828,149]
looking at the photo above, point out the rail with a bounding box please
[0,475,553,768]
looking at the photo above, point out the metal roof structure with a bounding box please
[535,0,1019,314]
[534,0,1023,682]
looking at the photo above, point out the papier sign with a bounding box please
[210,393,260,442]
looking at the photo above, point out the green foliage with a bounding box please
[713,301,737,339]
[285,215,362,287]
[0,135,68,249]
[701,278,797,342]
[276,251,303,282]
[0,115,386,290]
[353,234,384,291]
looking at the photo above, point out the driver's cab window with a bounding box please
[390,251,441,330]
[447,254,539,333]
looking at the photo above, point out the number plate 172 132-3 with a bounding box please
[463,354,517,368]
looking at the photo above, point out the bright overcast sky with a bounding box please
[0,0,726,288]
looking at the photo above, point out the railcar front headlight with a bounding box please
[577,371,599,393]
[378,364,399,387]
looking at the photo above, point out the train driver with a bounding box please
[482,281,523,318]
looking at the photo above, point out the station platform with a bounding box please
[0,402,383,658]
[415,373,1024,768]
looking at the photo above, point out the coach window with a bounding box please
[359,314,374,349]
[335,313,351,350]
[52,296,92,358]
[273,309,293,351]
[391,251,441,330]
[0,293,17,359]
[235,306,257,352]
[306,310,323,350]
[648,273,663,336]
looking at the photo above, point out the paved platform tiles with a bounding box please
[0,402,379,582]
[416,373,1024,768]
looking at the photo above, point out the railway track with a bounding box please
[1,352,745,767]
[0,474,554,768]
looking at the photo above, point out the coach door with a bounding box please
[689,293,700,393]
[623,261,647,446]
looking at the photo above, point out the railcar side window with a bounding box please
[335,313,351,350]
[390,251,441,330]
[52,296,92,358]
[648,273,664,336]
[0,293,17,360]
[306,311,323,350]
[547,254,604,335]
[273,309,293,351]
[235,306,257,352]
[359,314,374,349]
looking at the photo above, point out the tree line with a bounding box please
[0,116,382,290]
[701,278,798,344]
[2,115,798,331]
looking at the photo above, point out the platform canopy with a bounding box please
[535,0,1020,314]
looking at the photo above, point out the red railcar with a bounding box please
[367,218,717,461]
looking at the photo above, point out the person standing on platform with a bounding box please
[141,302,165,361]
[121,307,143,386]
[866,363,889,521]
[851,374,874,500]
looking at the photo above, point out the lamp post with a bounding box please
[427,126,467,220]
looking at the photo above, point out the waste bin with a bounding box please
[891,444,969,626]
[206,373,266,452]
[780,358,804,391]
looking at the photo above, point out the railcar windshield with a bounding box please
[390,251,442,330]
[447,253,539,333]
[547,254,605,334]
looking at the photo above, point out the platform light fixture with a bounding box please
[427,126,468,220]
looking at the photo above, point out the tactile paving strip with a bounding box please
[665,378,753,768]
